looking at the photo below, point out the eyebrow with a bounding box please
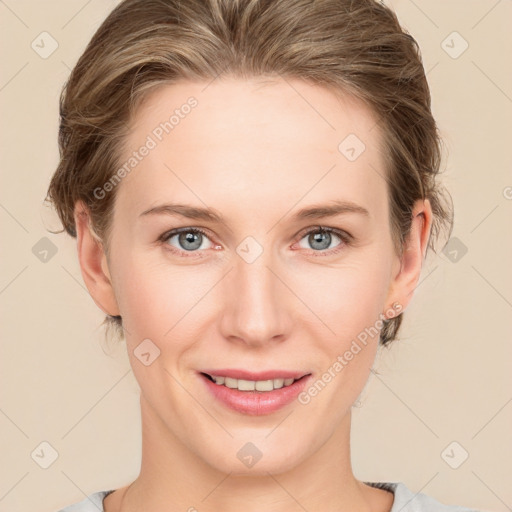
[139,200,370,223]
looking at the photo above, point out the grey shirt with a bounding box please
[57,481,480,511]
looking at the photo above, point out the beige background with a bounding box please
[1,1,511,511]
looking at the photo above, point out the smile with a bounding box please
[199,371,312,415]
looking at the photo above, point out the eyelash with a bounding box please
[158,226,352,258]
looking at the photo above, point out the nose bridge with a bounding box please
[220,243,290,346]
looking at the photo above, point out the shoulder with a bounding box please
[365,481,481,512]
[56,490,114,512]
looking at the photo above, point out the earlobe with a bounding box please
[74,200,120,317]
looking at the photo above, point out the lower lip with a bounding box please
[200,373,312,416]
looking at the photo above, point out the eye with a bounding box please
[295,226,351,255]
[158,225,352,258]
[159,227,216,256]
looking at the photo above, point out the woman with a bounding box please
[47,0,479,510]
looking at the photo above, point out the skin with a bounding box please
[74,77,432,512]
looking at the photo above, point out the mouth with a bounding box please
[198,370,313,415]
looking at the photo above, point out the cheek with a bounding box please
[114,253,215,340]
[296,260,390,411]
[292,256,392,335]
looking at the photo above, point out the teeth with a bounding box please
[210,375,299,391]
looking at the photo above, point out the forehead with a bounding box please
[129,77,380,152]
[114,77,387,224]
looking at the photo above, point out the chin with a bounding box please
[201,437,306,476]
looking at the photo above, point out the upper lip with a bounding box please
[199,369,311,381]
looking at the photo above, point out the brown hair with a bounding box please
[45,0,453,347]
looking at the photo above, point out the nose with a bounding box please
[219,250,293,348]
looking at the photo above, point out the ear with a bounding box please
[74,200,120,317]
[385,198,433,313]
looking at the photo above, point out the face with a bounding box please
[84,77,416,475]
